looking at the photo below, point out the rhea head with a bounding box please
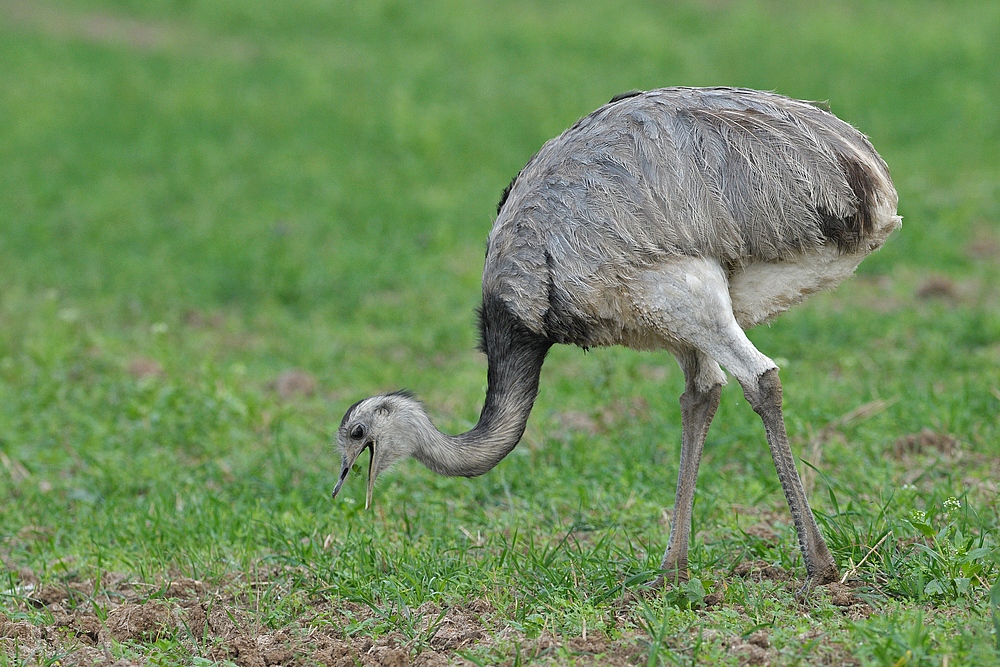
[331,391,429,508]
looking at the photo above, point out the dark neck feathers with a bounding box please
[411,293,550,477]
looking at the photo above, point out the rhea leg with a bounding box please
[695,326,839,585]
[631,256,839,587]
[696,329,839,586]
[656,349,723,587]
[741,368,839,585]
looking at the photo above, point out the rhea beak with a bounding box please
[331,441,374,503]
[365,444,376,510]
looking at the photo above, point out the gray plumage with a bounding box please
[488,87,896,347]
[334,87,900,590]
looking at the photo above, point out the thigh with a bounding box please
[629,256,776,387]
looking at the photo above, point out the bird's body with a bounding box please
[487,87,897,346]
[334,87,900,589]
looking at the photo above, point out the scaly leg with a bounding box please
[742,368,839,586]
[655,349,723,588]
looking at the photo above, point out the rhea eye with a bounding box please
[350,424,366,440]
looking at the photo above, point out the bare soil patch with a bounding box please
[0,570,641,665]
[0,565,870,665]
[733,560,792,582]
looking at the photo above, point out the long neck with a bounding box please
[412,296,551,477]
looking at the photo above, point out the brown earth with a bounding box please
[0,566,865,666]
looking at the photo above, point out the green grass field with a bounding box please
[1,0,999,664]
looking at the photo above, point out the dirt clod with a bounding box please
[311,636,358,666]
[104,601,176,642]
[370,646,409,667]
[164,577,209,600]
[412,650,451,666]
[1,619,41,644]
[729,638,772,666]
[734,560,791,581]
[703,591,724,607]
[823,582,858,606]
[429,608,486,650]
[53,612,102,644]
[228,635,266,667]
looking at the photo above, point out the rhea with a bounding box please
[333,87,899,588]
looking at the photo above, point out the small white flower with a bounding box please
[151,322,168,335]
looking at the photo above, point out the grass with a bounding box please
[1,0,999,664]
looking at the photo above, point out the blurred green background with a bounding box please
[1,1,998,664]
